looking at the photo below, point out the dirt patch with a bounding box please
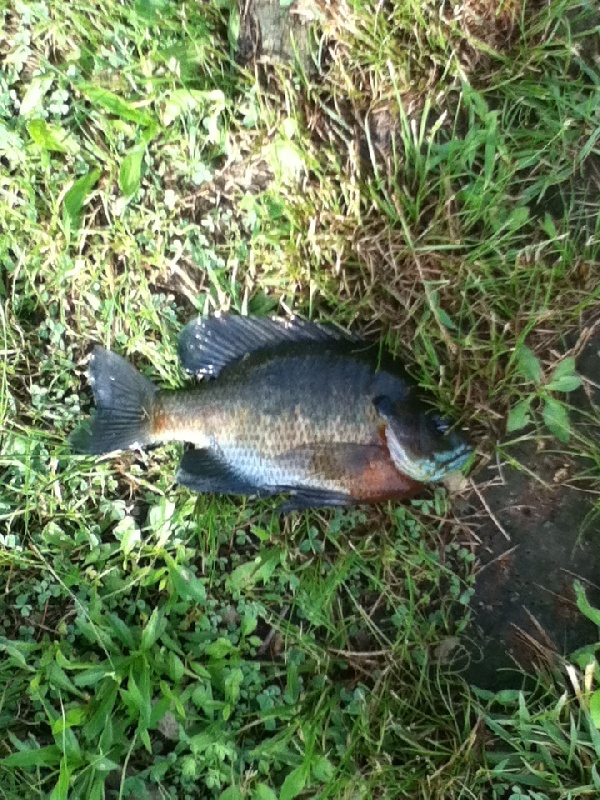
[181,147,274,226]
[463,327,600,688]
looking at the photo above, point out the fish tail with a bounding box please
[71,347,157,454]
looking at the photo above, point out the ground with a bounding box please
[1,0,600,799]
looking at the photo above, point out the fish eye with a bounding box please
[432,415,451,434]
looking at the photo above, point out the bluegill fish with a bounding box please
[74,316,471,510]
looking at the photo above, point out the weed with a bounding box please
[475,585,600,798]
[1,0,599,797]
[507,347,582,442]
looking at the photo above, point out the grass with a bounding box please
[1,0,600,797]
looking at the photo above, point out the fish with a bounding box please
[73,315,472,510]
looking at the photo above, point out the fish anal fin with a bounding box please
[278,489,353,513]
[176,449,262,496]
[178,314,355,376]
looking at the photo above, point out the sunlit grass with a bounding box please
[1,0,599,796]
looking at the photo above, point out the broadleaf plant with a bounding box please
[507,346,582,442]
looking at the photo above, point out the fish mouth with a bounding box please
[404,442,473,483]
[386,428,473,483]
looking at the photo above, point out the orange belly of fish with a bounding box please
[345,451,423,503]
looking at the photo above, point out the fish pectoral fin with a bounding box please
[178,314,356,376]
[277,488,353,513]
[176,449,262,496]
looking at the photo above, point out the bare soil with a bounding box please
[463,328,600,688]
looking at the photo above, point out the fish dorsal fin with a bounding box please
[178,314,355,376]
